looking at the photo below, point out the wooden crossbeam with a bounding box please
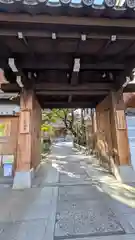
[0,57,125,71]
[5,59,125,70]
[1,82,114,92]
[1,13,135,29]
[40,101,97,109]
[1,30,135,41]
[124,83,135,93]
[37,90,108,96]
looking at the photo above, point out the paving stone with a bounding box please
[55,200,125,238]
[0,219,47,240]
[123,214,135,230]
[0,187,54,222]
[60,163,87,175]
[109,199,135,214]
[58,185,106,201]
[59,173,89,183]
[61,235,135,240]
[1,142,135,240]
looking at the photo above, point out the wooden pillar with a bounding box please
[85,119,91,153]
[110,91,130,166]
[110,91,135,182]
[91,109,97,152]
[13,89,41,189]
[95,91,135,182]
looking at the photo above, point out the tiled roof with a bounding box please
[0,0,135,17]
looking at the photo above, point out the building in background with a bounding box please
[0,93,20,179]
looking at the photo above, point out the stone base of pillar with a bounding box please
[13,168,34,189]
[109,157,135,183]
[117,165,135,183]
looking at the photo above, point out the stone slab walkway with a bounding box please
[0,141,135,239]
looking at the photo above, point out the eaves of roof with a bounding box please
[0,0,135,18]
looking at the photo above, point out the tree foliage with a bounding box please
[41,108,86,145]
[41,108,76,135]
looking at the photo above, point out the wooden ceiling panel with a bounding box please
[78,39,105,54]
[27,39,53,53]
[55,39,78,53]
[4,37,28,53]
[126,42,135,56]
[79,71,107,83]
[37,70,69,83]
[24,38,106,55]
[27,39,78,53]
[104,40,132,57]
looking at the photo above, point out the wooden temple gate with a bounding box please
[0,0,135,187]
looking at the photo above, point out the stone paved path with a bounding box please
[0,142,135,239]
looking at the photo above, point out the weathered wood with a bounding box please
[1,30,135,40]
[68,95,72,103]
[40,101,96,108]
[123,92,135,108]
[1,82,115,92]
[124,83,135,92]
[16,89,41,171]
[96,91,130,166]
[1,13,135,29]
[35,83,114,90]
[14,58,125,70]
[17,90,33,171]
[37,90,108,96]
[70,72,79,86]
[111,91,130,165]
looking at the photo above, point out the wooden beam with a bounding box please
[1,13,135,29]
[70,72,79,85]
[70,58,80,86]
[1,83,20,92]
[7,58,29,88]
[40,101,96,109]
[1,30,135,40]
[115,61,135,90]
[35,83,114,91]
[113,41,135,61]
[0,99,19,104]
[124,83,135,93]
[68,95,72,103]
[37,90,108,96]
[12,58,125,70]
[97,39,111,57]
[17,32,29,48]
[1,82,114,92]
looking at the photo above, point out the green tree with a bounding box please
[41,108,86,146]
[41,108,76,136]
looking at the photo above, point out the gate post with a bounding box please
[110,91,135,182]
[13,89,41,189]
